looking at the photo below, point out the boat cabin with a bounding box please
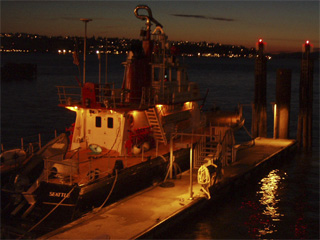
[57,16,203,156]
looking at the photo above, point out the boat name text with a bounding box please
[49,192,70,198]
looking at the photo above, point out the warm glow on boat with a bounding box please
[66,106,78,112]
[132,110,137,116]
[156,104,163,110]
[184,102,192,109]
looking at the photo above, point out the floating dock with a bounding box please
[39,138,296,240]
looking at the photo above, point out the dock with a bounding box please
[39,138,297,239]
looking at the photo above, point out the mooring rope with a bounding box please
[22,184,77,238]
[94,169,118,212]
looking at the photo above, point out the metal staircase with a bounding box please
[194,126,235,168]
[194,137,218,168]
[145,108,167,145]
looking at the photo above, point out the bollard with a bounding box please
[297,41,314,151]
[276,69,292,139]
[252,39,267,138]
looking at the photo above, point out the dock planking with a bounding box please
[40,138,296,240]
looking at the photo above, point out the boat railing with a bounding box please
[20,133,42,153]
[1,133,43,156]
[141,82,200,106]
[57,82,201,109]
[44,158,76,185]
[56,85,82,105]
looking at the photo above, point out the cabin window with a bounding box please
[107,117,113,128]
[96,116,102,128]
[153,67,160,81]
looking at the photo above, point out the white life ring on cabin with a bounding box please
[132,145,141,155]
[89,144,102,154]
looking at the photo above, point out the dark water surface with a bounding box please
[1,53,319,239]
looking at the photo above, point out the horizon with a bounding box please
[2,1,319,54]
[2,31,320,56]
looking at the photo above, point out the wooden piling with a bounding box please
[252,39,267,138]
[297,41,313,151]
[276,69,292,139]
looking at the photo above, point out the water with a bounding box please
[1,53,319,239]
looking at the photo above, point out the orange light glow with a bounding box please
[156,104,163,110]
[66,106,78,112]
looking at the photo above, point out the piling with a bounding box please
[275,69,292,139]
[297,41,314,151]
[252,39,267,138]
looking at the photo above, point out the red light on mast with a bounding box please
[257,38,265,53]
[305,40,310,45]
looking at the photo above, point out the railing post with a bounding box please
[156,140,158,157]
[89,159,92,181]
[46,159,49,182]
[125,151,127,167]
[189,146,193,199]
[38,134,42,149]
[21,137,24,150]
[70,160,72,185]
[78,149,80,174]
[169,136,173,179]
[141,145,144,162]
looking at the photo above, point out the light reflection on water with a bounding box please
[255,169,286,237]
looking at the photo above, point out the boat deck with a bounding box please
[40,138,296,239]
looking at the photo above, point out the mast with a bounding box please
[80,18,92,85]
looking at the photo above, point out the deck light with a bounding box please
[156,104,163,110]
[66,106,78,112]
[273,103,278,139]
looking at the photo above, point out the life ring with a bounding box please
[89,144,102,154]
[197,165,211,185]
[197,164,217,185]
[87,168,100,181]
[132,145,141,155]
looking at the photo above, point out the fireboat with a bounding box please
[1,5,244,238]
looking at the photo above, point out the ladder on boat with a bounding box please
[146,108,167,145]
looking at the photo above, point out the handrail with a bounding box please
[56,82,200,109]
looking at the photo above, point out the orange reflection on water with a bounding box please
[256,169,286,237]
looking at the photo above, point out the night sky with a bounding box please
[2,0,319,53]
